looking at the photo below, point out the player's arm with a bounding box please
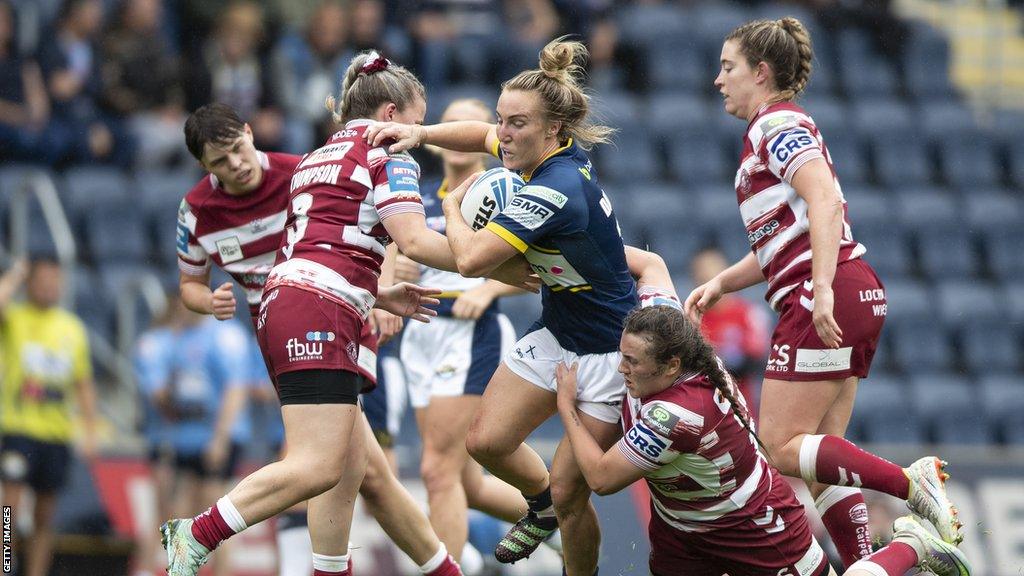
[555,362,643,495]
[179,270,236,320]
[365,120,498,155]
[684,252,763,325]
[0,259,28,314]
[372,243,403,344]
[451,280,527,320]
[440,174,526,278]
[791,157,845,347]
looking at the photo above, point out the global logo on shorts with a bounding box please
[849,502,869,525]
[306,331,336,342]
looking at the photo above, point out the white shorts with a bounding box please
[503,327,625,424]
[401,313,515,409]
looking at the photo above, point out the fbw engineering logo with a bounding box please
[286,331,335,362]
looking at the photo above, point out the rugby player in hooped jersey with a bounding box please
[163,58,532,569]
[174,104,463,576]
[367,37,678,576]
[684,17,965,568]
[555,305,971,576]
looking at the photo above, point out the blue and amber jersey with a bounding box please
[486,140,637,354]
[420,178,498,318]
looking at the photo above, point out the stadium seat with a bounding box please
[599,128,659,183]
[843,187,893,228]
[73,266,114,341]
[1005,128,1024,189]
[648,39,706,92]
[851,374,926,444]
[909,375,991,445]
[427,83,499,124]
[851,98,914,139]
[985,229,1024,281]
[960,321,1021,374]
[800,96,847,137]
[841,58,899,98]
[854,223,912,280]
[935,280,1003,328]
[85,203,150,263]
[691,2,753,67]
[916,227,978,279]
[879,279,934,325]
[1005,284,1024,325]
[872,135,932,187]
[895,189,958,232]
[890,321,953,373]
[936,134,1001,188]
[979,374,1024,444]
[964,188,1022,230]
[666,131,732,186]
[615,3,691,50]
[918,100,978,141]
[903,23,958,101]
[646,226,705,273]
[592,91,643,133]
[647,92,711,139]
[60,167,132,227]
[825,134,869,185]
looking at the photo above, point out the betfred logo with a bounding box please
[286,338,324,362]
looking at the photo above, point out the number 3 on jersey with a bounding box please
[282,193,313,260]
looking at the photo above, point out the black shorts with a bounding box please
[277,369,362,405]
[149,443,243,481]
[0,435,72,493]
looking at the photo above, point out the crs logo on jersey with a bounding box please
[771,129,816,164]
[626,421,668,460]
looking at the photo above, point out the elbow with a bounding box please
[456,251,491,278]
[592,482,619,496]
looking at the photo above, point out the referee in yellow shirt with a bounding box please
[0,256,98,576]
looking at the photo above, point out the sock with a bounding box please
[799,435,910,499]
[191,496,247,551]
[847,542,918,576]
[312,552,350,575]
[525,486,558,527]
[816,486,873,567]
[419,544,462,576]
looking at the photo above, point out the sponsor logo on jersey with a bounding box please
[435,364,457,379]
[521,185,568,209]
[747,219,781,244]
[794,347,852,373]
[176,221,190,254]
[306,331,336,342]
[331,129,358,140]
[215,237,244,264]
[503,196,554,230]
[386,160,420,193]
[346,341,359,363]
[286,337,324,362]
[390,166,417,177]
[849,503,869,524]
[758,115,793,135]
[770,129,816,164]
[626,421,668,460]
[644,404,681,437]
[298,142,354,169]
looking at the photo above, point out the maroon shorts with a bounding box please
[648,475,828,576]
[256,285,377,391]
[764,259,885,382]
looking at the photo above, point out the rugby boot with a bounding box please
[904,457,964,544]
[161,519,211,576]
[892,515,971,576]
[494,512,558,563]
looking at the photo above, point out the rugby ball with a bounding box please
[460,168,525,230]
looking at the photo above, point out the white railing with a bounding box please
[7,168,77,304]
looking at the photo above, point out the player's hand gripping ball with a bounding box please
[459,167,525,230]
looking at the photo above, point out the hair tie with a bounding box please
[361,52,390,75]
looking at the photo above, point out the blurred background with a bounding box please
[0,0,1022,573]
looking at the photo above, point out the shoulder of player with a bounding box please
[183,175,217,208]
[747,104,815,148]
[266,151,302,173]
[638,396,705,440]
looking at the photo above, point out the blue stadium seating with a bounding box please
[903,23,958,101]
[73,266,113,340]
[851,375,926,444]
[801,96,847,137]
[851,98,915,138]
[600,128,659,183]
[935,280,1003,328]
[964,188,1022,231]
[895,189,958,232]
[936,133,1001,188]
[843,187,893,227]
[666,131,732,185]
[916,227,978,279]
[60,167,132,227]
[979,374,1024,444]
[85,203,150,263]
[960,321,1021,374]
[872,135,933,187]
[879,279,933,324]
[615,3,691,50]
[646,92,711,138]
[855,223,913,279]
[825,134,869,185]
[891,321,953,373]
[1005,284,1024,325]
[986,229,1024,281]
[918,100,978,141]
[910,374,991,444]
[647,39,707,92]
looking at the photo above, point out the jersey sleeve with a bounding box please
[616,400,703,471]
[756,115,824,183]
[177,199,211,276]
[485,184,584,253]
[369,148,425,221]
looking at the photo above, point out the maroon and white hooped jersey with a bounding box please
[736,102,865,310]
[177,151,300,316]
[264,120,425,318]
[618,369,791,534]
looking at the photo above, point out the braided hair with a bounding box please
[727,17,814,102]
[623,306,765,452]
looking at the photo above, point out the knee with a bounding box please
[420,451,462,496]
[358,456,389,501]
[550,475,591,519]
[292,453,346,497]
[759,432,804,475]
[466,426,511,464]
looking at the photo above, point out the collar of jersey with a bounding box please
[345,119,374,128]
[522,138,573,183]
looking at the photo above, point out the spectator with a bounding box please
[350,0,410,67]
[272,0,353,153]
[186,0,285,150]
[0,257,98,576]
[37,0,133,166]
[133,294,251,576]
[690,246,770,414]
[0,0,55,163]
[101,0,187,168]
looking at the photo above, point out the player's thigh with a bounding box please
[758,377,846,451]
[549,411,622,507]
[282,401,361,472]
[467,363,556,454]
[816,376,860,437]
